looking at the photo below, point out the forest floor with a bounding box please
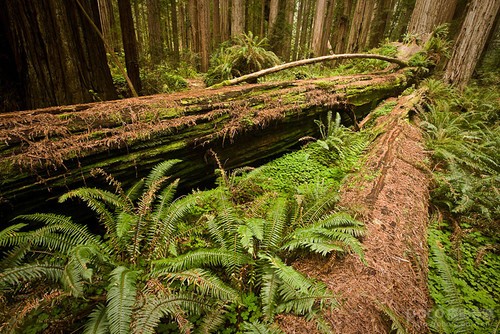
[277,92,431,333]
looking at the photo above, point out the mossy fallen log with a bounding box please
[0,69,416,220]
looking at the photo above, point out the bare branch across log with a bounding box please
[209,53,409,88]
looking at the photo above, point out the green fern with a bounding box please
[107,266,138,334]
[428,239,471,334]
[83,304,109,334]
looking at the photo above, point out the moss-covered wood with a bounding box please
[0,69,415,219]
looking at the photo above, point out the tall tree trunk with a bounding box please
[220,0,230,41]
[213,0,221,45]
[282,0,295,61]
[97,0,116,51]
[331,0,355,54]
[132,0,144,53]
[312,0,328,56]
[1,0,116,109]
[444,0,500,90]
[347,0,375,52]
[170,0,180,63]
[268,0,280,35]
[198,0,210,72]
[292,0,305,60]
[118,0,142,95]
[321,0,336,55]
[231,0,245,37]
[386,0,416,41]
[147,0,163,65]
[407,0,458,42]
[188,0,199,52]
[367,0,393,48]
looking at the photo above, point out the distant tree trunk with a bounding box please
[231,0,245,37]
[347,0,375,52]
[220,0,230,41]
[367,0,393,48]
[444,0,500,90]
[97,0,117,51]
[132,0,144,53]
[331,0,356,54]
[407,0,458,41]
[386,0,416,41]
[268,0,280,35]
[1,0,116,109]
[198,0,210,72]
[312,0,328,56]
[292,0,306,60]
[321,0,336,54]
[213,0,221,45]
[147,0,163,65]
[170,0,180,63]
[282,0,295,60]
[188,0,199,52]
[118,0,142,95]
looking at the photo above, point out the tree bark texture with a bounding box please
[407,0,458,41]
[347,0,375,52]
[0,69,416,220]
[117,0,142,95]
[97,0,117,51]
[1,0,116,110]
[147,0,163,65]
[198,0,210,72]
[311,0,328,56]
[231,0,245,37]
[444,0,500,90]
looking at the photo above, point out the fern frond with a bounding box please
[107,266,138,334]
[376,302,410,334]
[0,223,27,246]
[262,198,287,251]
[241,320,284,334]
[153,178,180,222]
[260,268,279,321]
[144,159,181,189]
[152,248,250,276]
[194,303,227,334]
[0,263,64,286]
[148,194,198,259]
[430,241,471,334]
[133,291,211,334]
[160,268,239,302]
[83,304,109,334]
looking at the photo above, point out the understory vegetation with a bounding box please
[420,78,499,333]
[0,111,371,333]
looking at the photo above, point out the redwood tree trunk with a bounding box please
[347,0,375,52]
[407,0,458,41]
[117,0,142,95]
[147,0,163,66]
[311,0,328,56]
[231,0,245,37]
[198,0,210,72]
[444,0,500,90]
[1,0,116,109]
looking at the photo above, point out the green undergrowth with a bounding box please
[421,78,500,333]
[0,109,373,333]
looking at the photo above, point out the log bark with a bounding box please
[210,53,409,88]
[0,69,416,221]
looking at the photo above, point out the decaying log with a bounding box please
[0,69,416,220]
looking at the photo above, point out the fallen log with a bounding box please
[280,90,430,333]
[0,69,416,220]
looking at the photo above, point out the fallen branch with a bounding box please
[209,53,409,88]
